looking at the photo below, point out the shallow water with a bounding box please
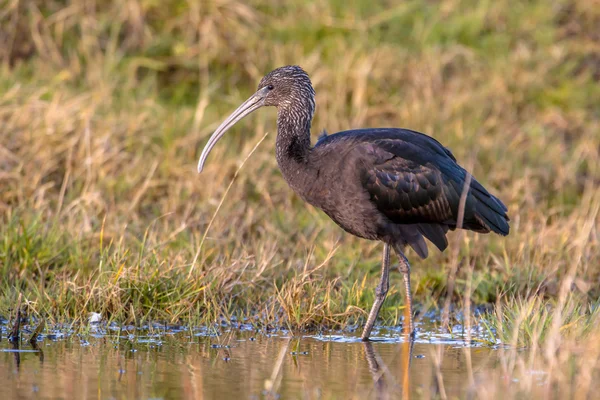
[0,321,521,399]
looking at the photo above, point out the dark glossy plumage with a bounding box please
[307,128,509,258]
[280,127,508,259]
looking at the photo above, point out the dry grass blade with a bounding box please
[189,131,270,276]
[29,318,45,344]
[9,293,22,343]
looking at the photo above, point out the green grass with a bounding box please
[0,0,599,350]
[2,1,600,396]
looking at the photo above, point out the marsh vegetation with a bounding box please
[1,0,599,397]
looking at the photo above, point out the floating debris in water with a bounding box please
[89,312,102,324]
[290,351,309,356]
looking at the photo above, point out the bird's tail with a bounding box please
[469,178,510,236]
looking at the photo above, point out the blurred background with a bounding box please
[0,0,599,332]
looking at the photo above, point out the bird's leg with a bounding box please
[395,247,415,338]
[361,243,391,341]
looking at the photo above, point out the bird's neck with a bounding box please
[275,105,315,193]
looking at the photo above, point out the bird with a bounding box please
[197,65,509,341]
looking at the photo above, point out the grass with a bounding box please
[1,0,600,397]
[1,0,599,385]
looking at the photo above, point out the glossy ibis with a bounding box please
[198,65,509,340]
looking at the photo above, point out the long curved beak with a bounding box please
[197,86,269,173]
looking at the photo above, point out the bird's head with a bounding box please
[197,65,315,173]
[257,65,315,109]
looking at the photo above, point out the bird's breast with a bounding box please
[296,167,383,241]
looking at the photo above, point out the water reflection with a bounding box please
[2,337,44,371]
[0,327,503,399]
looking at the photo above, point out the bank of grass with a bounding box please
[0,0,599,347]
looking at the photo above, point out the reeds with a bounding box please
[0,0,598,357]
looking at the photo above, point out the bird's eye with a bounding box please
[267,84,274,90]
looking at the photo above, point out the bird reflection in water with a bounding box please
[363,337,414,400]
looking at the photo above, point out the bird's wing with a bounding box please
[360,140,455,224]
[358,137,509,237]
